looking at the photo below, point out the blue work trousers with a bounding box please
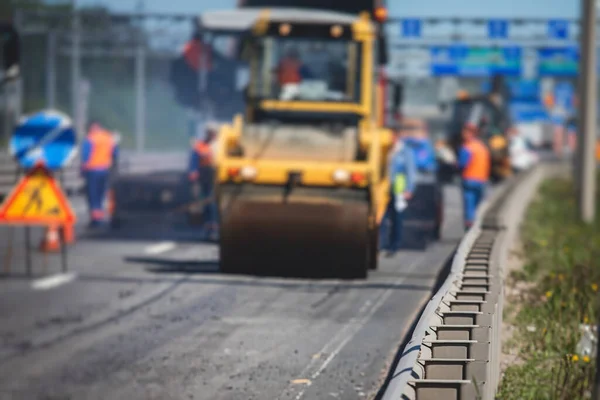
[84,169,110,222]
[198,166,218,226]
[462,180,486,230]
[379,195,406,252]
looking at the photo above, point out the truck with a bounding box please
[198,2,397,278]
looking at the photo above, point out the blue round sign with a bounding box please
[9,110,77,171]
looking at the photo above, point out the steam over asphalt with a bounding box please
[0,186,464,400]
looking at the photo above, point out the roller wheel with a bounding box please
[219,218,250,276]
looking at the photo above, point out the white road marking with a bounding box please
[284,258,422,400]
[32,273,77,290]
[144,242,176,255]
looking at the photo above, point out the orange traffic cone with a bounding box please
[39,225,61,252]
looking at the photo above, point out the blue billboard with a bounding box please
[430,46,522,77]
[537,47,578,77]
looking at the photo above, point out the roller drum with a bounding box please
[219,194,369,279]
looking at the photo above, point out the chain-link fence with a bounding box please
[15,9,257,153]
[14,10,204,152]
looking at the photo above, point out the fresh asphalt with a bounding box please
[0,184,465,400]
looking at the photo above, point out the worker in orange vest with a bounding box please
[188,122,218,239]
[276,48,302,86]
[274,48,314,87]
[183,33,212,72]
[457,122,491,231]
[81,121,119,227]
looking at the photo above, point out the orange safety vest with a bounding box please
[543,93,555,109]
[84,127,115,170]
[183,39,212,71]
[194,141,213,166]
[462,139,491,182]
[277,58,301,85]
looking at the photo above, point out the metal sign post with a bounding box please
[135,32,146,152]
[578,0,597,224]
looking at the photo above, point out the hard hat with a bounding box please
[464,121,478,132]
[457,89,469,100]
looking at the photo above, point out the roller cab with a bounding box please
[197,8,393,278]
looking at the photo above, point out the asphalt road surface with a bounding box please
[0,185,465,400]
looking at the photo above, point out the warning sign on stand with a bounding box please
[0,166,76,225]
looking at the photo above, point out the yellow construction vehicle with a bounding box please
[197,6,395,278]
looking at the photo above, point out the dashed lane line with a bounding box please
[144,241,176,255]
[31,273,77,290]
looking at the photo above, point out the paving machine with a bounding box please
[444,94,512,182]
[199,4,396,278]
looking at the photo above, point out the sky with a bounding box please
[76,0,579,19]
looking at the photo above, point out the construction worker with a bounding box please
[458,122,491,231]
[403,119,437,173]
[81,121,119,227]
[275,48,314,84]
[379,124,417,256]
[403,118,443,240]
[183,32,213,72]
[188,122,218,239]
[276,48,303,86]
[550,82,575,156]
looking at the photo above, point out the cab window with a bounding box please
[247,35,362,103]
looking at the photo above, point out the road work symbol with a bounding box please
[0,166,76,225]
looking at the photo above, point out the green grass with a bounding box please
[497,174,600,400]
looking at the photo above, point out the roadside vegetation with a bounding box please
[497,173,600,400]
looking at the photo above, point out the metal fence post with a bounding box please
[46,30,57,109]
[79,79,90,135]
[13,10,23,120]
[134,37,146,152]
[71,11,82,139]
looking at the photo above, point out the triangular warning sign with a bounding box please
[0,166,76,225]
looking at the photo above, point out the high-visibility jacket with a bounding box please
[277,58,301,85]
[459,138,490,182]
[183,39,212,71]
[82,126,117,171]
[387,140,416,196]
[192,141,213,167]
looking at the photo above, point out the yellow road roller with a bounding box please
[199,7,395,278]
